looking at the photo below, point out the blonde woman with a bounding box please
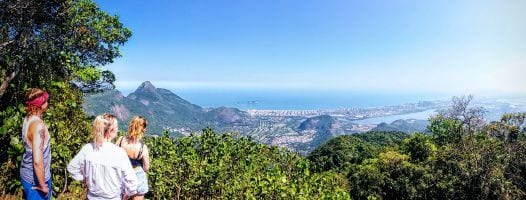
[116,116,150,199]
[20,88,52,199]
[68,114,138,199]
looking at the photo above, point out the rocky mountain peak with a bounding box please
[135,81,157,93]
[130,81,161,101]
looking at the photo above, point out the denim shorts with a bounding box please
[21,178,52,200]
[135,167,149,195]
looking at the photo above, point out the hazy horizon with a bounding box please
[95,0,526,96]
[106,80,526,111]
[114,80,525,100]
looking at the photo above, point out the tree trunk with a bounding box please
[62,166,68,194]
[176,187,181,200]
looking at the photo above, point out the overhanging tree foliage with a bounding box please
[0,0,131,104]
[0,0,130,196]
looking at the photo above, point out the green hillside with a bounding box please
[372,119,430,133]
[83,81,248,136]
[308,109,526,199]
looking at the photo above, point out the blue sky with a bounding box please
[95,0,526,96]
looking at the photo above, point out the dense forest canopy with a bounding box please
[308,96,526,199]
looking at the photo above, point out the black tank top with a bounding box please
[119,137,144,167]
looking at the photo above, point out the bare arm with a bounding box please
[29,122,49,195]
[142,145,150,171]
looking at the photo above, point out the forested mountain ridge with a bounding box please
[372,119,430,133]
[83,81,248,136]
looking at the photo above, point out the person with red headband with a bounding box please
[20,88,52,200]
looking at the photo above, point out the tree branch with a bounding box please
[62,164,68,194]
[0,40,15,49]
[0,67,20,98]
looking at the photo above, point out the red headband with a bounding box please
[26,92,49,108]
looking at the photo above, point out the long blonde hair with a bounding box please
[127,116,148,141]
[93,113,117,148]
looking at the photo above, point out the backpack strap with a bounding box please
[118,136,124,147]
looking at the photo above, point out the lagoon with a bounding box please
[352,109,438,125]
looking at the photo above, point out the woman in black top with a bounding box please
[117,116,150,200]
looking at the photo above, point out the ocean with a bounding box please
[169,89,449,110]
[117,87,525,123]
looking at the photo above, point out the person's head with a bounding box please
[127,116,148,141]
[92,113,118,148]
[26,88,49,115]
